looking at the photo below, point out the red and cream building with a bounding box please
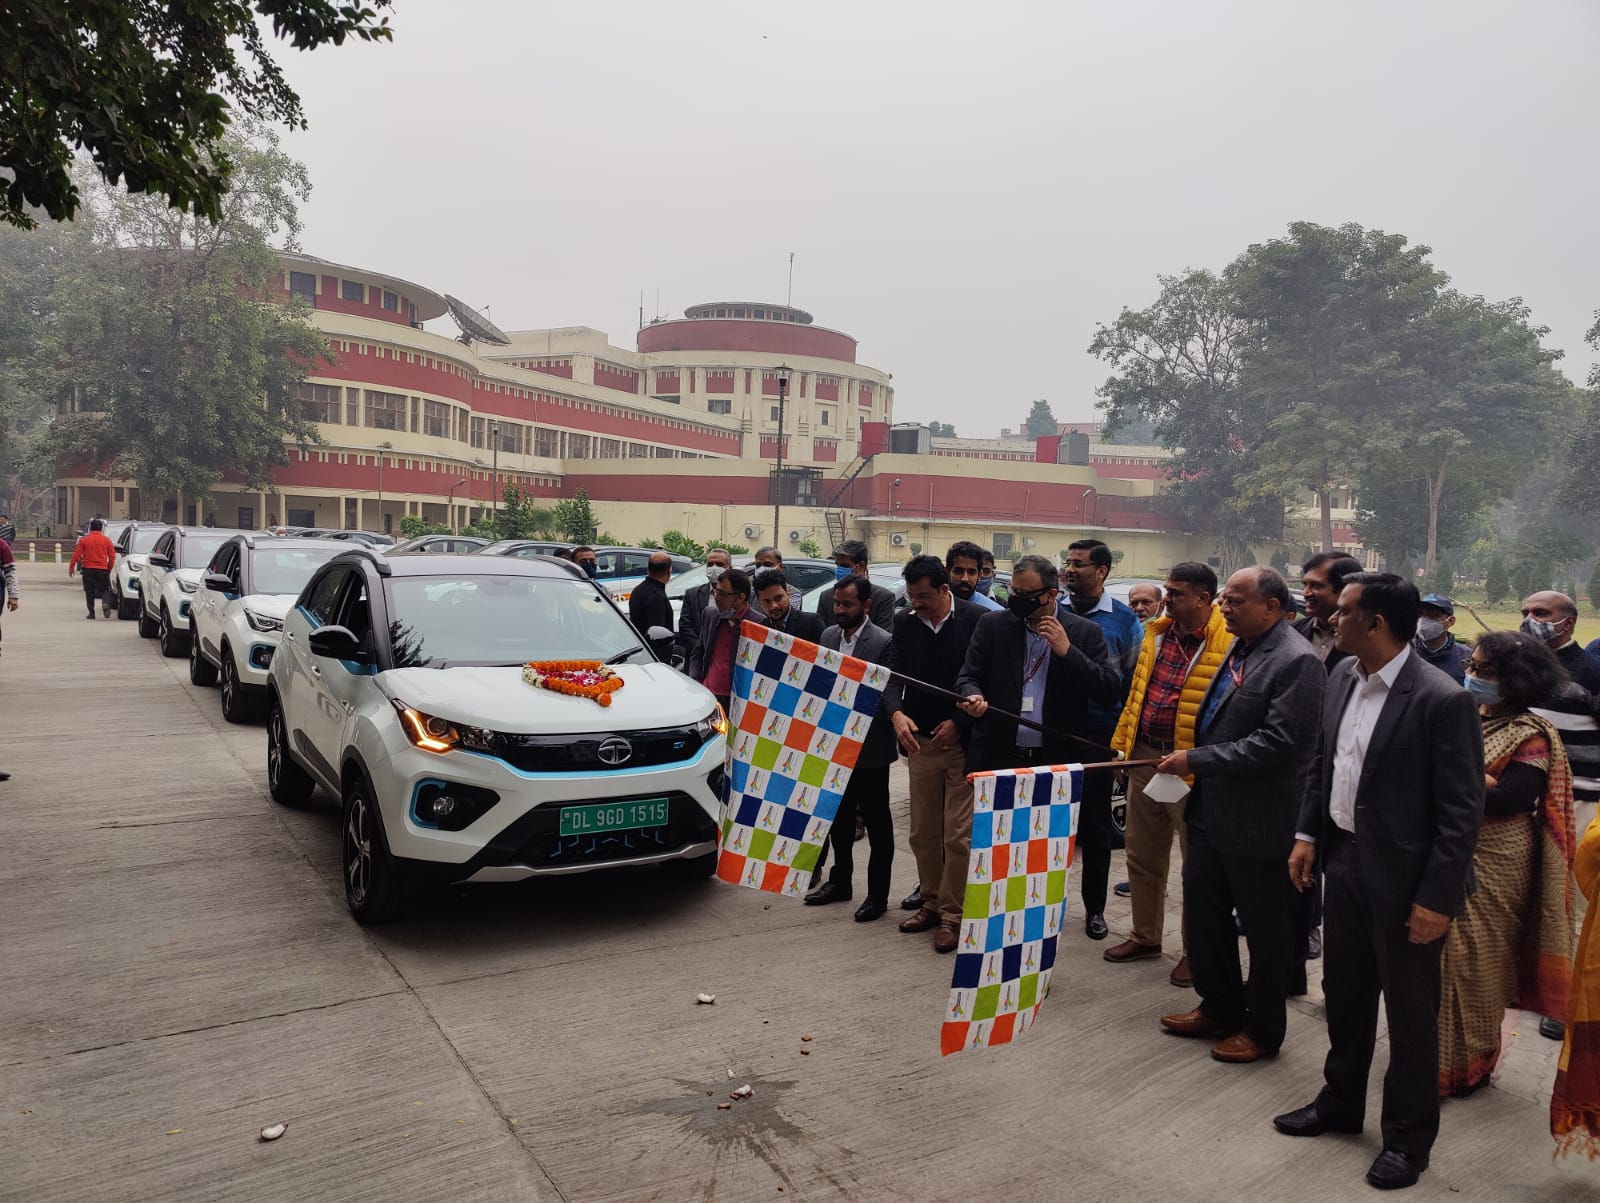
[56,252,1225,576]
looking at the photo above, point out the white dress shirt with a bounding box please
[838,624,863,658]
[1323,645,1411,837]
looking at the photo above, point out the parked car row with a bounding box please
[116,524,728,925]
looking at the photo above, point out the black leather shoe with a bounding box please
[1539,1016,1566,1041]
[1272,1101,1363,1138]
[1366,1149,1427,1190]
[1084,913,1108,940]
[900,886,924,911]
[1289,970,1308,997]
[853,898,887,922]
[1114,881,1131,898]
[804,881,851,906]
[1307,927,1322,960]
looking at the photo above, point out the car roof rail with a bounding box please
[342,545,393,576]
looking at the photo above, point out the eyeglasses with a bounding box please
[1010,587,1050,609]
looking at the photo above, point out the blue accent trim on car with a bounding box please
[459,739,717,781]
[249,644,274,670]
[178,601,191,619]
[409,777,451,830]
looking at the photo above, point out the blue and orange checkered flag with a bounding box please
[940,765,1081,1054]
[715,620,890,896]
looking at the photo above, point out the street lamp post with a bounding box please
[446,477,469,533]
[488,422,501,524]
[771,363,792,543]
[376,440,393,533]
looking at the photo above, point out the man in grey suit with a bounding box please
[1154,567,1326,1063]
[1274,573,1484,1193]
[804,576,899,920]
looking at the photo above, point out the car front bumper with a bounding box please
[369,723,727,883]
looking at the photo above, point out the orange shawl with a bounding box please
[1553,806,1600,1159]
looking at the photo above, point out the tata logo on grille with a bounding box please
[596,737,633,766]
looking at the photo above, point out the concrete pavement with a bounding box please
[2,562,1592,1201]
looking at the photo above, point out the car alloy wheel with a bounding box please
[189,631,217,686]
[345,792,372,908]
[158,607,184,658]
[220,650,248,722]
[341,778,401,923]
[265,698,314,806]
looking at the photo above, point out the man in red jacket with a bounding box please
[68,518,117,619]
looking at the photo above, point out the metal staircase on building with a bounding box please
[825,510,847,550]
[821,455,871,509]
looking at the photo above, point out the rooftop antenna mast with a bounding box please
[787,252,794,307]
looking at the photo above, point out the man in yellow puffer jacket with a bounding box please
[1103,562,1231,984]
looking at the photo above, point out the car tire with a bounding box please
[219,647,254,723]
[1109,777,1127,852]
[266,696,315,807]
[341,774,403,924]
[188,631,217,686]
[158,606,186,658]
[116,591,138,620]
[663,850,719,880]
[138,601,159,638]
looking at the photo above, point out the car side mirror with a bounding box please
[202,571,234,593]
[646,625,675,643]
[146,552,171,568]
[308,625,368,663]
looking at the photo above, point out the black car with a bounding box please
[387,535,492,555]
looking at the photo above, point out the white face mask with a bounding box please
[1417,618,1447,644]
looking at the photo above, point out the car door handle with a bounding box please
[310,664,321,677]
[286,630,296,641]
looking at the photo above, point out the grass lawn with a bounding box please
[1446,600,1600,647]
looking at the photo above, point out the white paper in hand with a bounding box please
[1143,772,1191,805]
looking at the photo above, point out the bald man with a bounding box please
[629,552,676,658]
[1520,590,1600,696]
[1127,581,1164,622]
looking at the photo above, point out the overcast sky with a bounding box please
[276,0,1599,434]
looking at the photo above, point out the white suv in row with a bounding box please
[110,522,171,621]
[137,527,239,657]
[188,535,346,722]
[265,549,727,923]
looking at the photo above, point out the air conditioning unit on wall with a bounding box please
[890,532,907,547]
[1022,537,1036,549]
[788,529,803,543]
[742,524,761,539]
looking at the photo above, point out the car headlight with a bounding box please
[391,699,495,755]
[176,578,198,593]
[244,609,283,633]
[693,705,729,745]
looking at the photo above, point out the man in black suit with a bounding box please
[1154,567,1325,1063]
[753,568,825,642]
[1274,573,1485,1193]
[675,548,730,666]
[628,552,675,659]
[955,554,1122,939]
[816,539,896,632]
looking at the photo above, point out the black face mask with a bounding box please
[582,561,598,578]
[1007,588,1048,620]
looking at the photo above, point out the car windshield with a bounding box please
[384,575,643,668]
[667,565,707,600]
[178,534,230,568]
[249,547,343,595]
[130,527,166,553]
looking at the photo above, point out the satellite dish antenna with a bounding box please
[444,294,510,346]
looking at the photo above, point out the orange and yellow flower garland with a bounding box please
[521,660,625,707]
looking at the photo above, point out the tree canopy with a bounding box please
[1023,399,1057,438]
[2,1,392,230]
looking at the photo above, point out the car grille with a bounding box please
[492,724,708,773]
[508,792,716,869]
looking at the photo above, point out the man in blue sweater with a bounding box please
[1062,538,1144,939]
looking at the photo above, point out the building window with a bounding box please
[819,409,831,426]
[363,389,406,431]
[295,382,341,423]
[496,424,524,454]
[534,426,559,457]
[345,387,360,425]
[341,279,364,303]
[382,289,398,311]
[471,416,485,448]
[598,438,621,459]
[708,398,732,415]
[424,400,453,438]
[567,433,591,459]
[770,406,781,421]
[288,271,316,300]
[753,308,764,319]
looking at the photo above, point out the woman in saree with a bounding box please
[1553,733,1600,1157]
[1439,631,1576,1098]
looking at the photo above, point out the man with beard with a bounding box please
[946,540,1002,612]
[687,567,754,711]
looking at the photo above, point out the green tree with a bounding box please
[1090,268,1286,574]
[491,484,557,540]
[1425,557,1454,597]
[798,537,822,558]
[32,127,326,517]
[1023,400,1057,438]
[660,530,705,559]
[1557,313,1600,517]
[707,539,749,556]
[398,514,450,538]
[1588,560,1600,613]
[2,1,392,230]
[908,542,923,556]
[1227,222,1446,553]
[927,422,957,438]
[551,488,599,542]
[1484,552,1510,605]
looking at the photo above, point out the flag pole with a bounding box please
[888,670,1121,764]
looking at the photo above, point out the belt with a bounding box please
[1138,732,1176,753]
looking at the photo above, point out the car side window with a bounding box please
[154,533,174,561]
[334,575,372,643]
[303,567,349,626]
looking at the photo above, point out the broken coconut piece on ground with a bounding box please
[259,1123,287,1142]
[695,993,716,1005]
[730,1085,754,1099]
[716,1102,732,1111]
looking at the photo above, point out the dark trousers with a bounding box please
[827,764,893,901]
[1075,763,1112,916]
[1183,810,1297,1050]
[1316,833,1442,1158]
[80,568,110,614]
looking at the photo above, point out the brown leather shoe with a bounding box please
[1103,939,1162,963]
[899,907,940,934]
[1170,955,1193,987]
[1160,1007,1237,1039]
[933,920,960,953]
[1211,1032,1277,1063]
